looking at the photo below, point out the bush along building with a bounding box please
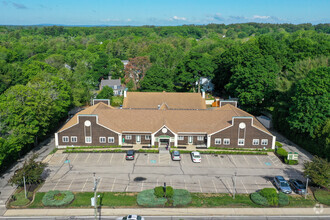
[55,92,276,149]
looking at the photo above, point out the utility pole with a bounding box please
[233,171,237,199]
[93,172,100,220]
[305,175,309,199]
[23,173,27,199]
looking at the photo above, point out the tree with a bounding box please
[97,86,114,99]
[109,58,124,79]
[90,52,111,86]
[9,154,46,187]
[287,67,330,136]
[304,156,330,189]
[140,65,174,92]
[124,56,151,90]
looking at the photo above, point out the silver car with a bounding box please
[171,151,181,161]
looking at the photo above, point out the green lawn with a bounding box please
[314,189,330,206]
[10,190,32,206]
[111,96,124,107]
[286,195,317,207]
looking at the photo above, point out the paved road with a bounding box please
[0,136,55,215]
[39,151,304,194]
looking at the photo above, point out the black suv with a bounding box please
[126,150,135,160]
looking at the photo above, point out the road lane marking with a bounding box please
[212,179,218,193]
[198,179,203,193]
[82,178,89,192]
[111,178,116,192]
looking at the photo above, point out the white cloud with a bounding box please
[127,19,132,22]
[171,16,187,21]
[253,15,271,19]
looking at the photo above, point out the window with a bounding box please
[188,136,193,144]
[99,137,106,143]
[71,136,77,143]
[197,136,204,141]
[62,136,69,142]
[215,138,221,145]
[145,135,151,140]
[85,136,92,143]
[114,85,117,89]
[108,137,114,143]
[178,136,184,140]
[223,138,230,145]
[261,139,268,145]
[253,139,259,145]
[125,135,132,140]
[114,91,117,95]
[238,139,245,146]
[136,135,141,143]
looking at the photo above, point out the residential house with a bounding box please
[99,77,124,96]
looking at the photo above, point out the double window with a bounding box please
[215,138,221,145]
[145,135,151,140]
[125,135,132,140]
[261,139,268,145]
[253,139,259,145]
[238,139,245,146]
[108,137,114,143]
[85,136,92,143]
[178,136,184,140]
[62,136,69,142]
[99,137,106,143]
[197,136,204,141]
[223,138,230,145]
[71,136,77,143]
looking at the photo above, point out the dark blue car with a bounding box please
[274,176,292,194]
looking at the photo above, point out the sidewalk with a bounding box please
[4,207,330,217]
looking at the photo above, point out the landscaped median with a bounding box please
[170,149,268,155]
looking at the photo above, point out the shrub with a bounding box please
[172,189,191,206]
[165,186,174,198]
[42,190,74,206]
[154,186,164,198]
[137,189,166,207]
[276,147,288,157]
[260,188,278,206]
[250,192,269,206]
[278,192,289,206]
[275,141,283,147]
[284,158,299,165]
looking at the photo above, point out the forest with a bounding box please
[0,23,329,171]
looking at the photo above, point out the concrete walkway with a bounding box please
[4,207,330,217]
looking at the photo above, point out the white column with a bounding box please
[151,133,155,146]
[174,134,178,147]
[272,135,276,150]
[118,134,122,145]
[207,135,211,148]
[55,133,59,148]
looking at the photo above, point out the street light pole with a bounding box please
[93,172,100,220]
[23,173,27,199]
[305,176,309,199]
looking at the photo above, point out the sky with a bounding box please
[0,0,329,26]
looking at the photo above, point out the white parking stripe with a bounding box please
[72,154,78,163]
[52,179,61,190]
[206,155,210,166]
[82,178,89,192]
[97,154,102,163]
[240,179,248,193]
[109,153,114,164]
[141,182,144,191]
[243,155,249,166]
[255,155,263,166]
[198,179,203,193]
[230,155,237,167]
[212,179,218,193]
[84,153,91,163]
[184,179,187,190]
[68,179,74,190]
[111,178,116,192]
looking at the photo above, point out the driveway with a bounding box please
[39,152,305,194]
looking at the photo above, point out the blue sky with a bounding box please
[0,0,329,25]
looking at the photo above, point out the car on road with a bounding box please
[171,150,181,161]
[288,179,306,194]
[122,215,144,220]
[273,176,292,194]
[125,150,135,160]
[191,151,201,163]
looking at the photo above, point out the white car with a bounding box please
[122,215,145,220]
[191,151,201,163]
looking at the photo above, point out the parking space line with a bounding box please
[52,179,61,190]
[68,178,74,190]
[255,156,263,166]
[240,179,248,193]
[225,179,231,194]
[97,154,102,163]
[71,154,78,163]
[82,178,89,192]
[229,155,237,167]
[147,154,149,164]
[98,177,103,189]
[255,179,260,190]
[243,155,249,166]
[141,182,144,191]
[156,178,159,186]
[109,153,113,164]
[158,154,160,164]
[206,155,210,166]
[212,179,218,193]
[59,154,67,164]
[198,179,203,193]
[184,179,187,190]
[111,178,116,192]
[122,154,125,164]
[84,153,91,163]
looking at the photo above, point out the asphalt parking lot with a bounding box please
[39,152,304,194]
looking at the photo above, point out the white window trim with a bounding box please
[85,136,92,143]
[197,136,204,141]
[125,135,132,140]
[238,139,245,146]
[253,139,259,145]
[108,137,114,143]
[215,138,221,145]
[188,136,193,143]
[99,137,106,143]
[223,138,230,145]
[261,139,268,145]
[71,136,77,143]
[136,135,141,143]
[178,136,184,141]
[145,135,151,140]
[62,136,69,142]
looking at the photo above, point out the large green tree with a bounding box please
[97,86,114,99]
[140,65,174,92]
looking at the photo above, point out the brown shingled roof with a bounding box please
[122,92,206,109]
[58,102,271,135]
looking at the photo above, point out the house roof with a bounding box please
[100,78,121,88]
[58,102,271,136]
[122,92,206,109]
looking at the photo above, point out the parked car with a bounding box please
[289,179,306,194]
[126,150,135,160]
[171,151,181,161]
[273,176,292,194]
[122,215,144,220]
[191,151,201,163]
